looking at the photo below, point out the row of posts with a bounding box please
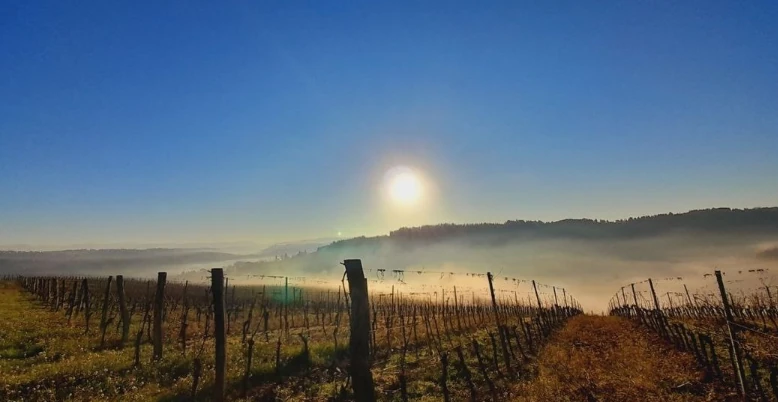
[58,262,565,401]
[343,262,575,401]
[611,271,747,397]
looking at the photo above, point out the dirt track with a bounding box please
[512,315,732,401]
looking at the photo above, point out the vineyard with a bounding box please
[609,269,778,401]
[0,259,582,401]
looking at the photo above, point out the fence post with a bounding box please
[621,287,627,307]
[99,276,113,347]
[532,280,543,310]
[152,272,166,360]
[82,278,91,333]
[648,278,661,311]
[343,259,376,402]
[487,273,513,376]
[116,275,130,345]
[51,278,58,310]
[212,268,227,402]
[715,270,747,396]
[453,285,462,331]
[284,277,289,338]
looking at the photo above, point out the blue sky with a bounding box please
[1,1,776,248]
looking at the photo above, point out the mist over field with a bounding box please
[212,208,778,311]
[223,234,776,312]
[3,208,777,311]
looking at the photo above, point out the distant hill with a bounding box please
[219,207,778,280]
[0,248,254,275]
[320,207,778,249]
[5,207,777,278]
[254,238,337,259]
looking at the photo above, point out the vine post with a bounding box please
[343,259,376,402]
[152,272,166,360]
[116,275,130,345]
[212,268,227,402]
[648,278,660,311]
[714,270,746,396]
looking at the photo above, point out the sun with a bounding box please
[388,168,422,205]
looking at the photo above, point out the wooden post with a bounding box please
[391,285,395,315]
[284,277,289,337]
[343,259,376,402]
[621,287,627,307]
[453,286,462,331]
[487,273,501,323]
[714,270,746,396]
[152,272,166,360]
[648,278,660,311]
[51,278,58,310]
[82,278,91,334]
[684,284,695,307]
[553,286,559,307]
[99,276,113,347]
[116,275,130,345]
[67,280,77,322]
[487,273,513,376]
[631,283,639,307]
[563,288,568,307]
[212,268,227,402]
[532,280,543,310]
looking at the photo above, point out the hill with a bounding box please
[0,248,253,276]
[221,207,778,284]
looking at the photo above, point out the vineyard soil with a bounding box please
[513,315,728,401]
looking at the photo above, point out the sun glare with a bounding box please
[388,168,422,205]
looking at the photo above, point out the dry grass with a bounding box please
[7,279,734,401]
[513,315,730,402]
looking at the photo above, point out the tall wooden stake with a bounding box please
[532,280,543,309]
[487,273,500,323]
[99,276,113,347]
[487,272,513,376]
[683,284,695,307]
[454,286,462,331]
[152,272,166,360]
[212,268,227,402]
[343,259,376,402]
[648,278,660,311]
[117,275,130,345]
[715,270,746,396]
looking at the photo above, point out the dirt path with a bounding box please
[513,315,727,402]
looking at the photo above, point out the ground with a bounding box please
[1,281,730,401]
[515,315,731,401]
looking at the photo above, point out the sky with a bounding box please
[1,1,777,249]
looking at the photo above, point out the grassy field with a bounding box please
[1,278,735,401]
[0,279,565,401]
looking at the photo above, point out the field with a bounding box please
[4,262,776,401]
[1,263,582,401]
[610,269,778,401]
